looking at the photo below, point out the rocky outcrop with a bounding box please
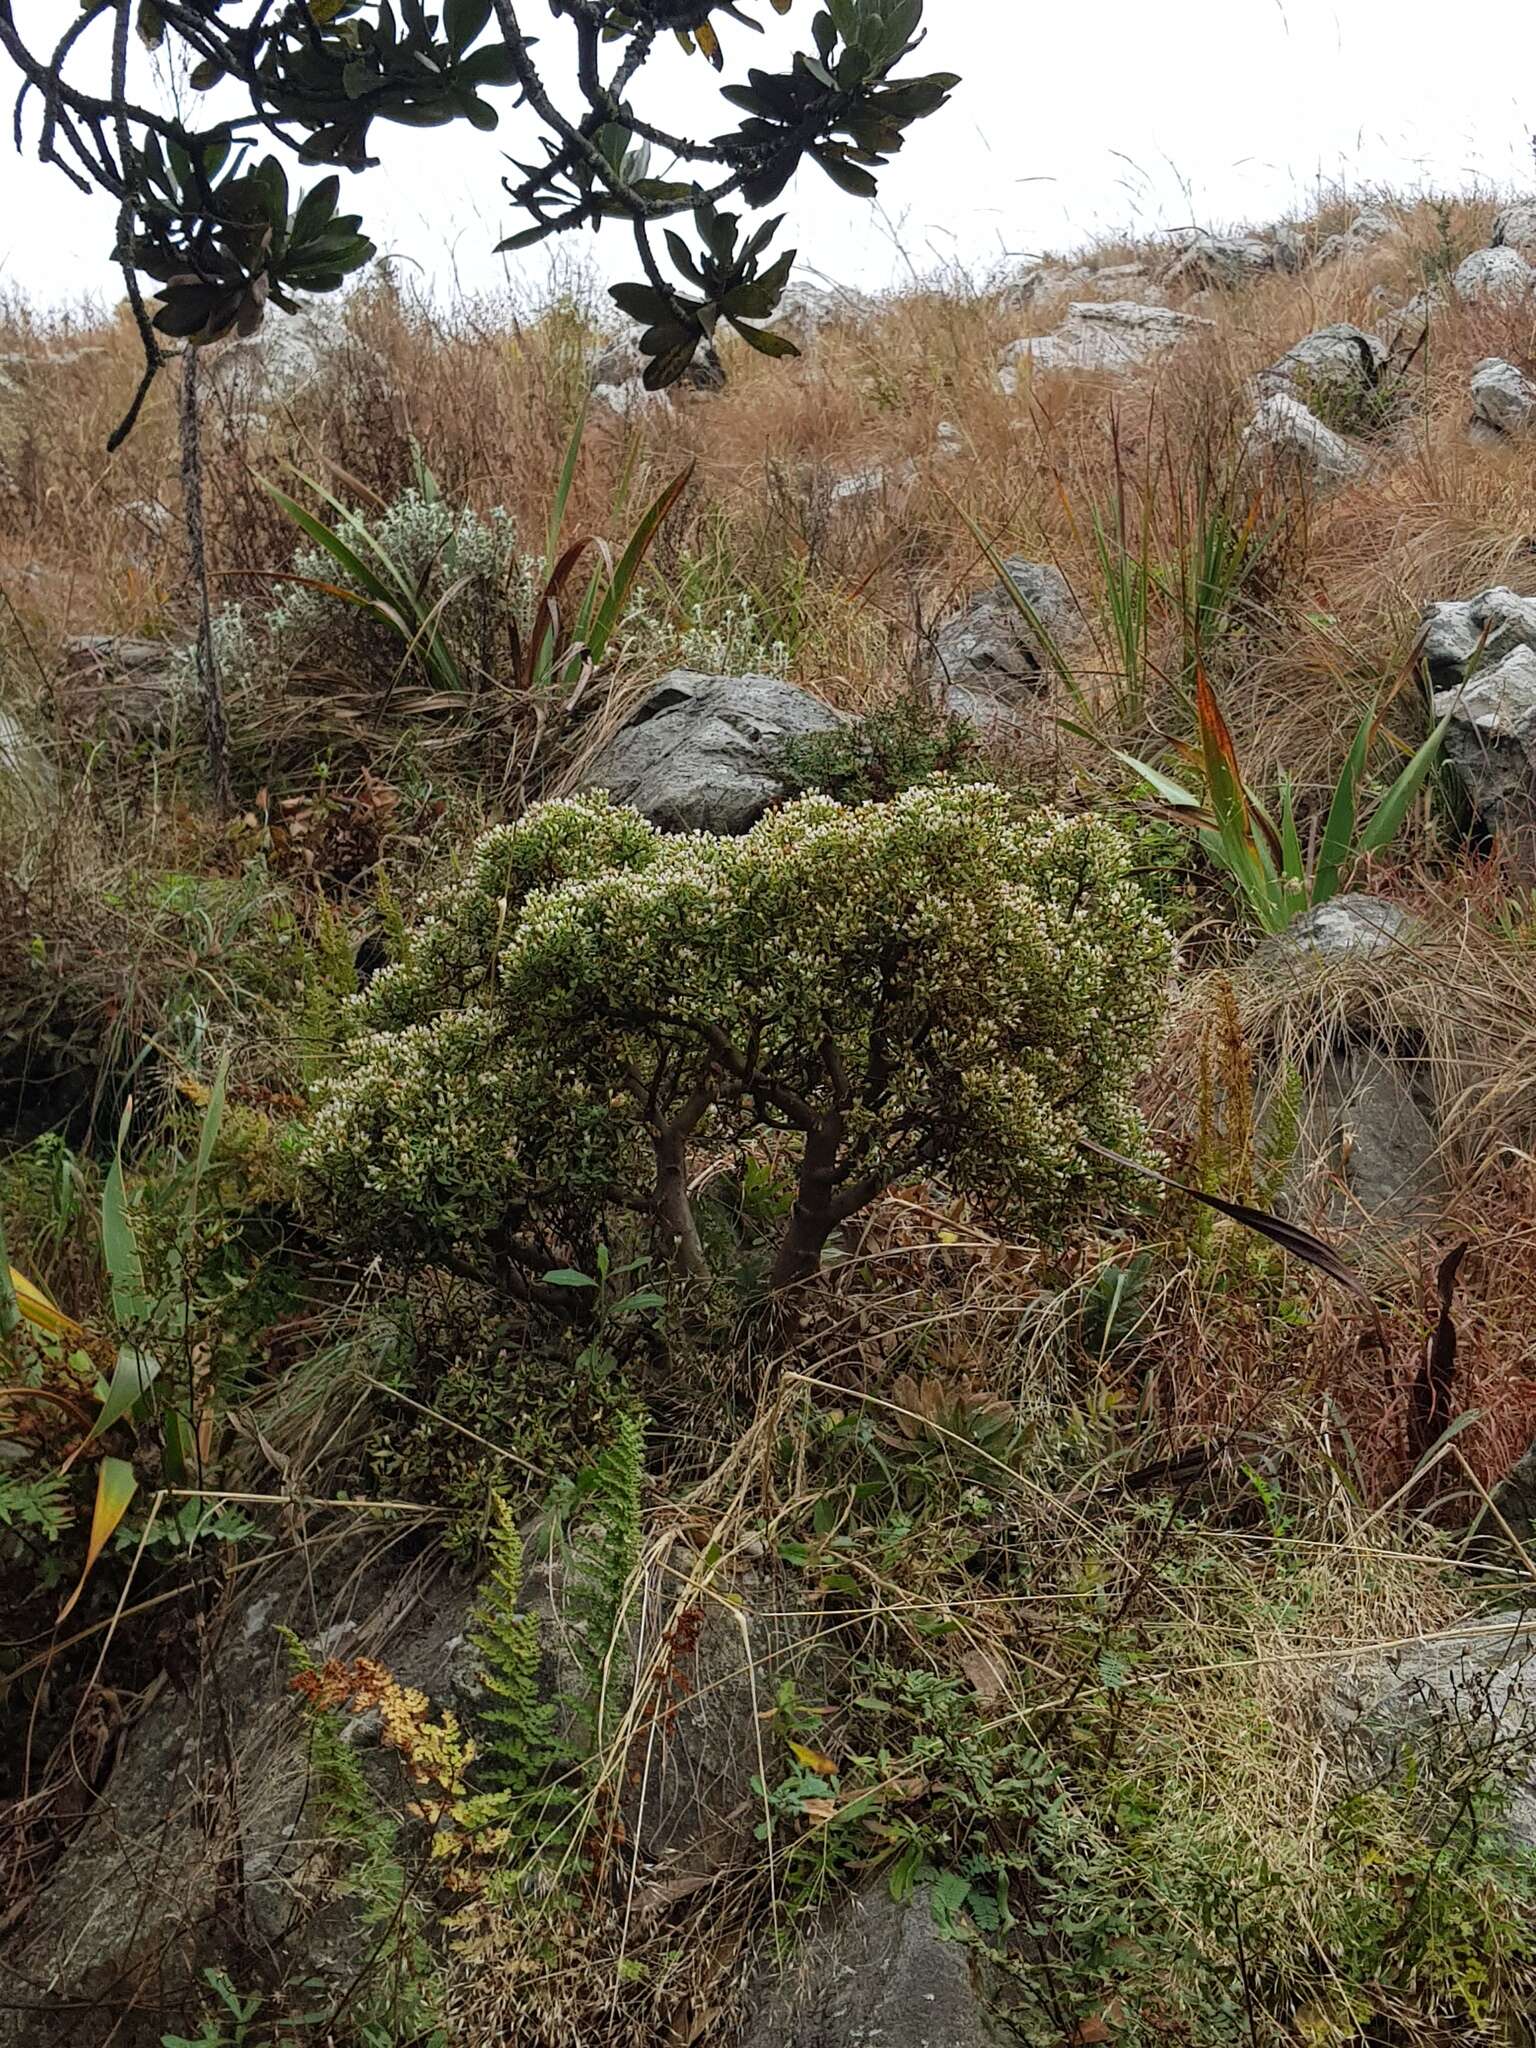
[1243,392,1367,490]
[998,301,1212,386]
[51,635,189,744]
[0,706,54,828]
[1257,896,1445,1233]
[589,334,725,414]
[1470,357,1536,439]
[740,1885,1007,2048]
[1314,208,1398,265]
[580,669,846,834]
[1453,246,1536,304]
[1493,201,1536,264]
[1164,231,1276,289]
[1420,586,1536,690]
[1257,323,1388,408]
[928,560,1076,729]
[1432,646,1536,868]
[1327,1612,1536,1850]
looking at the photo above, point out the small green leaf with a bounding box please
[541,1268,597,1288]
[88,1344,163,1442]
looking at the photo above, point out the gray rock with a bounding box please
[829,457,917,507]
[52,634,189,744]
[741,1886,1006,2048]
[1454,246,1536,304]
[0,705,55,829]
[589,334,724,398]
[1258,324,1388,407]
[1433,644,1536,864]
[1493,201,1536,263]
[206,299,379,413]
[1243,392,1367,490]
[0,1545,477,2048]
[523,1539,820,1873]
[1391,285,1446,327]
[929,560,1076,710]
[1260,894,1421,964]
[1164,232,1276,289]
[1420,586,1536,691]
[1258,897,1445,1232]
[581,669,846,834]
[1314,208,1398,265]
[998,301,1212,386]
[1470,357,1536,437]
[1327,1612,1536,1849]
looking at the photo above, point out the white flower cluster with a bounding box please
[304,783,1172,1258]
[621,588,791,682]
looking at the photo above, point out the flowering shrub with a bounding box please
[303,784,1172,1297]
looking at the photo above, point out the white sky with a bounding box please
[1,0,1533,311]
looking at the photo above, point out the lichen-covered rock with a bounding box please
[1470,357,1536,437]
[51,634,189,744]
[1420,586,1536,690]
[1432,644,1536,864]
[1327,1613,1536,1849]
[1258,894,1421,965]
[1493,201,1536,263]
[1244,391,1367,490]
[580,669,846,834]
[928,559,1076,711]
[0,1546,479,2048]
[1257,896,1444,1232]
[1258,323,1388,406]
[1454,246,1536,304]
[0,706,54,828]
[741,1885,1008,2048]
[1314,208,1398,265]
[998,301,1211,386]
[1164,231,1276,289]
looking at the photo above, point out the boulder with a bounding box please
[1243,392,1367,491]
[1432,644,1536,866]
[580,669,846,834]
[1259,894,1421,965]
[928,560,1076,712]
[0,705,55,829]
[1327,1612,1536,1849]
[1493,201,1536,263]
[52,635,189,744]
[1257,896,1445,1232]
[740,1885,1007,2048]
[1420,586,1536,691]
[1314,208,1398,265]
[525,1541,819,1873]
[1453,247,1536,304]
[1390,285,1446,328]
[1164,232,1276,289]
[0,1545,481,2048]
[1257,324,1388,408]
[205,299,380,415]
[589,333,724,402]
[828,457,918,507]
[1470,357,1536,438]
[998,301,1212,387]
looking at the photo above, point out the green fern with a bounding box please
[566,1410,645,1746]
[279,1630,444,2041]
[468,1496,577,1861]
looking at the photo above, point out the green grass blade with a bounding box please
[1357,698,1456,858]
[1314,711,1372,904]
[589,462,694,660]
[102,1102,149,1331]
